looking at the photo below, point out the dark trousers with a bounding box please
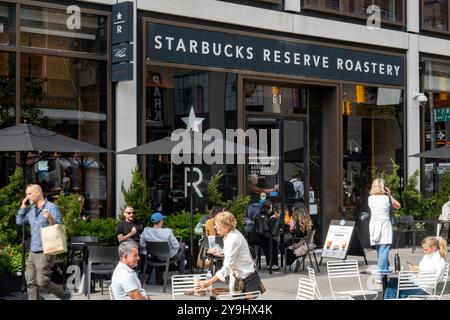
[258,235,278,267]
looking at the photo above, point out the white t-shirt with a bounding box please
[419,251,446,282]
[111,262,147,300]
[368,195,392,245]
[440,201,450,221]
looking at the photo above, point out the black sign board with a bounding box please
[112,1,133,45]
[147,23,404,86]
[112,63,133,82]
[112,43,133,64]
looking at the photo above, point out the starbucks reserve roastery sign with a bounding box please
[147,23,404,86]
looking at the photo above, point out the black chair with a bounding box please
[394,215,427,252]
[293,229,320,273]
[86,246,118,300]
[200,236,224,274]
[141,241,184,293]
[70,236,99,266]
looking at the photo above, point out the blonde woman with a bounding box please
[368,178,401,277]
[200,211,265,295]
[384,236,447,299]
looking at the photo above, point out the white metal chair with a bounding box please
[216,290,261,300]
[318,295,355,300]
[326,260,378,300]
[171,274,207,300]
[108,285,114,300]
[307,266,322,299]
[394,269,437,300]
[296,277,315,300]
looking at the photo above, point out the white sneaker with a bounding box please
[270,265,280,270]
[374,279,383,284]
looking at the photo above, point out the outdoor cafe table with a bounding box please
[362,269,399,300]
[184,287,231,300]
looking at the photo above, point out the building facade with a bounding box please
[1,0,450,242]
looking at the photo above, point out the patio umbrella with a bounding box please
[409,146,450,159]
[0,123,112,292]
[0,123,111,153]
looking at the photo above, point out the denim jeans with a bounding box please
[384,278,429,299]
[375,244,391,274]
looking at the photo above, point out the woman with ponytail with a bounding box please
[384,236,447,299]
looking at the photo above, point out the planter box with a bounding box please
[0,273,21,297]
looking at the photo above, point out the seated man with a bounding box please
[111,241,150,300]
[116,205,144,244]
[140,212,186,281]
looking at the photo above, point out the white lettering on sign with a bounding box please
[184,167,203,198]
[366,5,381,30]
[66,5,81,30]
[114,48,127,58]
[151,33,402,79]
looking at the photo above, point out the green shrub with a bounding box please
[224,196,250,233]
[121,166,152,222]
[207,171,224,207]
[72,218,118,244]
[164,211,203,246]
[57,192,81,239]
[0,168,25,245]
[0,244,26,275]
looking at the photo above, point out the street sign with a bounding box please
[112,1,133,45]
[434,108,450,123]
[437,131,446,140]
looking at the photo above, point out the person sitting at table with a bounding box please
[111,241,150,300]
[248,173,279,204]
[117,205,144,244]
[279,202,313,256]
[139,212,185,283]
[384,236,447,299]
[199,211,266,296]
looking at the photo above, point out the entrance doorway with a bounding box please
[244,80,338,244]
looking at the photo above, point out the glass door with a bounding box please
[246,117,307,215]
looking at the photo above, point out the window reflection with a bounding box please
[423,0,449,32]
[145,66,237,214]
[303,0,403,23]
[0,3,16,46]
[423,61,450,196]
[20,5,107,55]
[342,84,403,217]
[20,54,108,218]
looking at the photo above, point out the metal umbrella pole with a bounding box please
[21,224,26,292]
[189,129,194,274]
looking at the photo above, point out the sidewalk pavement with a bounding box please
[66,246,450,300]
[2,246,446,300]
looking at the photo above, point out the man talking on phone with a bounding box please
[16,184,70,300]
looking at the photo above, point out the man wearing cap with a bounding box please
[140,212,186,282]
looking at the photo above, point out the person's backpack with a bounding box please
[254,213,270,235]
[245,203,262,233]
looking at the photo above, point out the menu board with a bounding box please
[321,220,355,260]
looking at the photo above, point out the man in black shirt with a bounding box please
[117,206,144,244]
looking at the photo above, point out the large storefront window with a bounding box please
[145,66,237,214]
[423,61,450,196]
[422,0,449,32]
[303,0,403,23]
[0,2,16,46]
[0,51,15,186]
[20,54,108,218]
[342,84,403,217]
[20,5,107,55]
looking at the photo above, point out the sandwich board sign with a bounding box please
[320,220,367,264]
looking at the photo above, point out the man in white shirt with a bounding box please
[437,196,450,236]
[111,241,150,300]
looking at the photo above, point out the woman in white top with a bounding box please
[200,211,265,295]
[384,236,447,299]
[368,178,401,275]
